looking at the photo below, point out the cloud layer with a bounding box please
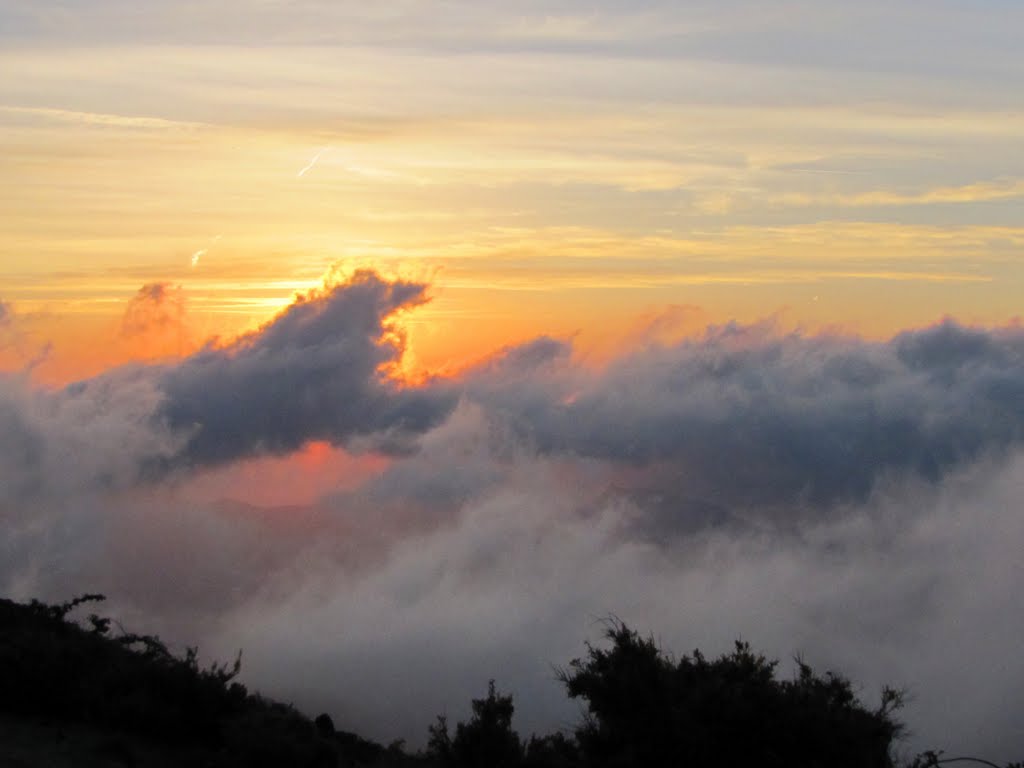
[158,270,456,466]
[2,271,1024,761]
[0,270,456,502]
[468,319,1024,523]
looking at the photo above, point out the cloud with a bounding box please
[0,105,206,130]
[3,273,1024,761]
[224,451,1024,762]
[0,299,10,327]
[158,270,457,467]
[4,401,1023,760]
[772,177,1024,210]
[120,282,185,339]
[0,365,185,505]
[1,270,459,505]
[465,319,1024,530]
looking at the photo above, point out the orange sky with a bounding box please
[2,4,1022,384]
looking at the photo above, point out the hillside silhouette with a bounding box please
[1,595,1017,767]
[0,595,402,767]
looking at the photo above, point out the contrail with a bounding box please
[297,148,328,178]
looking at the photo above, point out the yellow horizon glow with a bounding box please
[2,29,1022,383]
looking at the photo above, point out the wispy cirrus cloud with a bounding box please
[0,104,205,130]
[766,177,1024,210]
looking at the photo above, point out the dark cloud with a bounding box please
[0,271,458,503]
[158,270,457,467]
[4,277,1024,761]
[0,299,10,326]
[467,319,1024,523]
[476,335,572,375]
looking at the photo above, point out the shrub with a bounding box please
[428,680,523,768]
[557,620,903,768]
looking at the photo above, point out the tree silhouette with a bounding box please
[7,595,1020,768]
[428,680,523,768]
[557,619,904,768]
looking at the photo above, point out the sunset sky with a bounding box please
[2,1,1024,761]
[3,0,1023,380]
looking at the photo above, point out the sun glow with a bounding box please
[182,440,389,507]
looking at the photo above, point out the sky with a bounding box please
[1,0,1023,761]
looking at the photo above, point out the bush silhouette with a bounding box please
[557,620,904,768]
[0,595,341,767]
[8,595,1018,767]
[523,732,580,768]
[428,680,524,768]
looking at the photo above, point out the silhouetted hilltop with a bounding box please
[2,595,1017,768]
[0,595,406,767]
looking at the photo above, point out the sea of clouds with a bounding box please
[2,271,1022,760]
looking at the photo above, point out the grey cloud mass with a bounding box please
[0,366,184,504]
[3,272,1024,761]
[468,320,1024,523]
[1,271,457,500]
[158,271,457,466]
[210,450,1024,762]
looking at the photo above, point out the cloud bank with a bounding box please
[0,270,456,502]
[158,270,457,466]
[468,319,1024,524]
[2,270,1023,761]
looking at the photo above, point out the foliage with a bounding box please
[523,732,580,768]
[428,680,524,768]
[3,596,1019,767]
[0,595,342,766]
[556,619,904,768]
[909,752,1024,768]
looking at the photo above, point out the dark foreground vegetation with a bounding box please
[0,595,1018,767]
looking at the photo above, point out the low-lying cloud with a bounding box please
[469,319,1024,523]
[213,446,1024,761]
[2,270,1023,761]
[0,270,457,501]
